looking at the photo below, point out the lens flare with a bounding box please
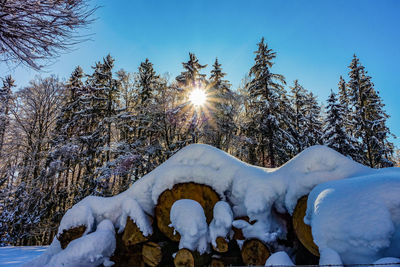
[189,88,207,107]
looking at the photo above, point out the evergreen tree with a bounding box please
[346,55,394,167]
[322,90,356,156]
[79,54,120,196]
[138,59,160,105]
[176,52,207,88]
[361,73,394,167]
[289,80,308,153]
[245,37,286,167]
[303,92,323,147]
[203,58,236,150]
[175,53,208,144]
[0,76,15,157]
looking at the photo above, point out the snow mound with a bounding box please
[265,251,295,266]
[373,257,400,267]
[170,199,209,254]
[305,170,400,264]
[209,201,233,247]
[47,219,116,267]
[58,194,152,237]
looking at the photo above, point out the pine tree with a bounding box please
[0,76,15,157]
[176,52,207,89]
[361,74,394,167]
[303,92,323,147]
[289,80,308,153]
[175,53,208,144]
[322,90,356,156]
[246,37,286,167]
[203,58,236,150]
[347,55,394,167]
[138,59,160,105]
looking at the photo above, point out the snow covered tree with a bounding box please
[1,76,63,245]
[82,55,120,196]
[0,76,15,158]
[203,58,236,150]
[361,75,394,168]
[245,37,286,167]
[0,0,96,69]
[303,92,323,148]
[289,80,308,153]
[346,55,394,167]
[322,90,356,156]
[176,52,208,89]
[175,53,208,144]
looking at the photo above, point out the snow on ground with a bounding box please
[0,246,47,266]
[26,144,400,265]
[305,170,400,264]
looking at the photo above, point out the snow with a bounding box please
[46,219,116,267]
[209,201,233,247]
[169,199,209,254]
[0,246,47,266]
[305,169,400,264]
[26,144,400,266]
[265,251,295,266]
[373,257,400,267]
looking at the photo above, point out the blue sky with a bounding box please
[1,0,399,147]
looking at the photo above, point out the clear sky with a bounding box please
[1,0,399,147]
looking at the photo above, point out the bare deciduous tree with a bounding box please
[0,0,96,70]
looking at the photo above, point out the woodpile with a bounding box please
[57,183,320,266]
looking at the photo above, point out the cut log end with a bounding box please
[210,258,225,267]
[142,242,162,267]
[174,248,195,267]
[241,239,270,266]
[292,195,320,257]
[212,237,229,253]
[122,216,149,246]
[155,182,220,242]
[57,225,86,249]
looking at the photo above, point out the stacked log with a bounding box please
[57,183,320,266]
[292,195,320,257]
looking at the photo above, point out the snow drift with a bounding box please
[305,169,400,264]
[27,144,400,266]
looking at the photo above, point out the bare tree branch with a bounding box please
[0,0,97,70]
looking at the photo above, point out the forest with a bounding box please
[0,37,397,247]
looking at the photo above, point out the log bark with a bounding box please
[212,237,229,253]
[241,239,270,266]
[155,182,220,242]
[122,216,150,247]
[111,233,145,267]
[57,225,86,249]
[142,241,162,267]
[173,248,211,267]
[292,195,319,256]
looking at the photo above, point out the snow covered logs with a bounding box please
[58,182,301,266]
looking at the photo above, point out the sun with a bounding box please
[189,88,207,107]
